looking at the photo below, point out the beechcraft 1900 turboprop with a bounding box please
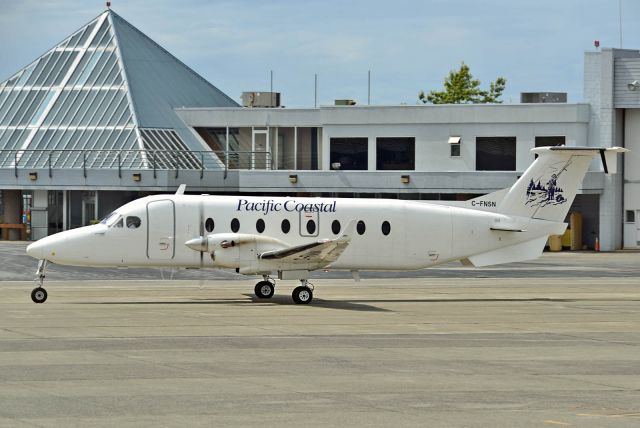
[26,146,626,304]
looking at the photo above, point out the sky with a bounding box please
[1,0,638,107]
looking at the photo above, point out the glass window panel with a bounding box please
[89,20,109,47]
[86,89,115,126]
[20,91,49,126]
[67,50,94,85]
[5,128,29,151]
[48,52,78,87]
[89,89,119,126]
[376,137,415,170]
[77,90,108,126]
[92,54,118,87]
[7,91,32,126]
[116,107,132,126]
[475,137,516,171]
[75,50,104,86]
[86,51,115,86]
[5,74,20,88]
[103,64,122,86]
[42,88,72,126]
[107,94,129,126]
[40,51,68,87]
[29,52,57,86]
[330,137,368,170]
[16,63,37,86]
[0,90,21,124]
[76,20,98,47]
[60,88,94,125]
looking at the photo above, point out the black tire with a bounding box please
[292,286,313,304]
[31,287,47,304]
[254,281,274,299]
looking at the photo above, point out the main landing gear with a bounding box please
[253,276,314,304]
[292,280,313,304]
[31,260,48,304]
[254,275,275,299]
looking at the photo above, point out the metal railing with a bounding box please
[0,149,273,177]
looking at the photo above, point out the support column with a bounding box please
[599,173,624,250]
[62,190,68,231]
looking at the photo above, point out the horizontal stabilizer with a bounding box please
[467,236,548,267]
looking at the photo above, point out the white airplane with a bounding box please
[26,146,626,304]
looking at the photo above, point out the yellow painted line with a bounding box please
[544,420,570,426]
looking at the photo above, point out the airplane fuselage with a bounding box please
[27,194,557,272]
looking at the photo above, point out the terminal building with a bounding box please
[0,8,638,250]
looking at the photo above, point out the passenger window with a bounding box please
[381,221,391,236]
[357,220,366,235]
[113,218,123,228]
[231,218,240,233]
[126,216,141,229]
[205,218,214,233]
[306,219,316,235]
[281,219,291,234]
[331,220,341,235]
[256,218,265,233]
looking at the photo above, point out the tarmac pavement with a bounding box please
[0,243,638,427]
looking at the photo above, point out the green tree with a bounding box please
[419,63,506,104]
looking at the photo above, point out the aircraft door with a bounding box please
[299,210,319,237]
[147,200,175,260]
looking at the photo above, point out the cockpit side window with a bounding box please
[113,218,124,228]
[126,216,141,229]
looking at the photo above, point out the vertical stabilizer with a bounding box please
[498,147,627,222]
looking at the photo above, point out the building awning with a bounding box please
[448,136,461,144]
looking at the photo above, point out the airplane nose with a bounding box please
[26,240,46,259]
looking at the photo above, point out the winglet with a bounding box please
[175,184,187,195]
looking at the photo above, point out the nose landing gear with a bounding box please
[31,260,48,304]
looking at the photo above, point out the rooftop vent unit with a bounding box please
[242,91,281,108]
[520,92,567,103]
[335,99,356,106]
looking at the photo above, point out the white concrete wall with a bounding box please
[623,109,640,247]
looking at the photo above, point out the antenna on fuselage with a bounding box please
[175,184,187,195]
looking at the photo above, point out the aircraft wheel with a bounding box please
[31,287,48,304]
[254,281,275,299]
[292,286,313,304]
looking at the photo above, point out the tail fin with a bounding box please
[498,147,627,221]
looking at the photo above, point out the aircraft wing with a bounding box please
[258,221,355,267]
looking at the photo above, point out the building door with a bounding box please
[147,200,175,260]
[252,128,269,170]
[299,210,319,238]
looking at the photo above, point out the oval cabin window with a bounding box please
[331,220,341,235]
[256,218,265,233]
[281,219,291,234]
[357,220,366,235]
[231,218,240,233]
[306,219,316,235]
[381,221,391,236]
[205,218,214,232]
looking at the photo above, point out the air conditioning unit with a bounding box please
[520,92,567,103]
[241,92,281,108]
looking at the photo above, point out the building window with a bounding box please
[376,137,415,170]
[231,218,240,233]
[626,210,636,223]
[476,137,516,171]
[330,137,368,170]
[281,219,290,234]
[535,136,565,159]
[449,136,461,157]
[205,218,214,233]
[256,218,265,233]
[535,136,565,148]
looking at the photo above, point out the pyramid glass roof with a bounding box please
[0,9,237,169]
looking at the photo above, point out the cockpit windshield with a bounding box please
[100,212,121,227]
